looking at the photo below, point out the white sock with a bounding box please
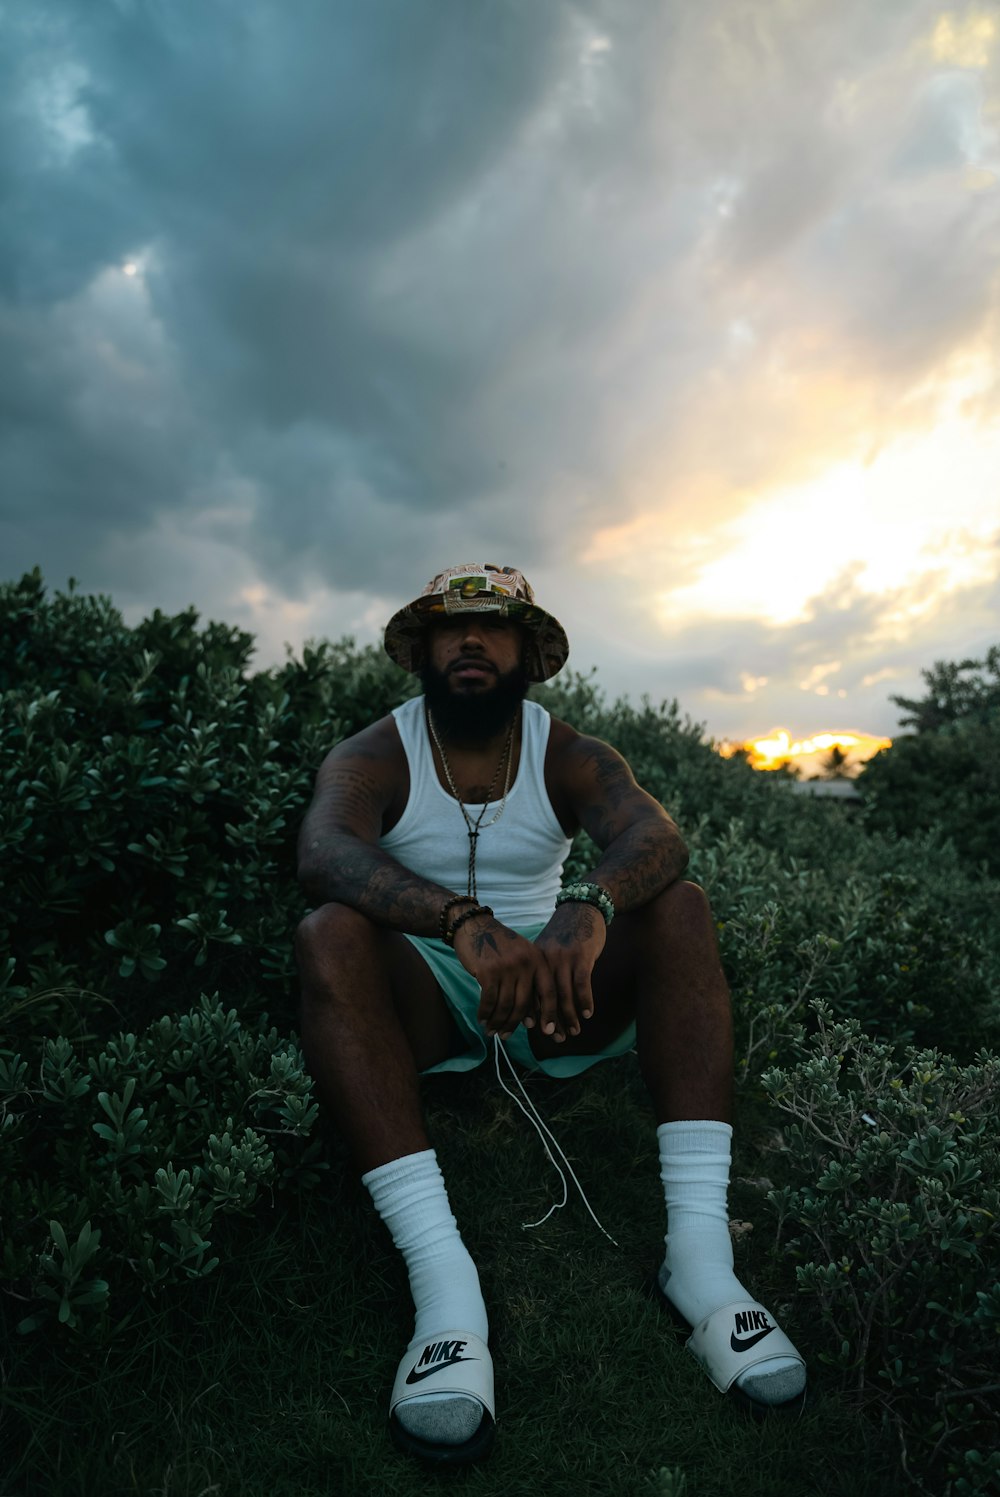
[363,1149,487,1444]
[657,1121,804,1405]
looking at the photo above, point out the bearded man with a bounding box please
[295,563,806,1466]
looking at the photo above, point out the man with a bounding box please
[295,563,805,1466]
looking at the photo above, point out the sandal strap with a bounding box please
[389,1330,495,1417]
[686,1300,804,1393]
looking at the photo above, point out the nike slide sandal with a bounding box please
[654,1273,806,1417]
[389,1330,496,1465]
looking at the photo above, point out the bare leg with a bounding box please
[295,902,461,1172]
[529,879,734,1123]
[296,903,491,1449]
[528,882,804,1406]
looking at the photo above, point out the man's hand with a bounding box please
[454,903,607,1043]
[453,915,559,1040]
[533,902,607,1040]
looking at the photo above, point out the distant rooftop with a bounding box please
[790,778,862,801]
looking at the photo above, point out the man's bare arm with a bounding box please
[531,728,689,1039]
[562,732,689,909]
[296,721,454,936]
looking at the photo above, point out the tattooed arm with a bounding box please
[296,717,454,936]
[531,723,690,1038]
[559,728,690,910]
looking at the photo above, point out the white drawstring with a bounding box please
[492,1035,619,1247]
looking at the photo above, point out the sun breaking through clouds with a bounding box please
[1,0,998,740]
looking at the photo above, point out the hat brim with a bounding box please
[384,593,569,683]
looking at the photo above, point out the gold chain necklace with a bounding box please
[426,706,519,899]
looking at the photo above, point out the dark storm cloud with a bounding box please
[1,0,997,739]
[0,1,580,569]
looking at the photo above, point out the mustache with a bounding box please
[449,656,497,674]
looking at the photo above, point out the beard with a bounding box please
[420,659,530,745]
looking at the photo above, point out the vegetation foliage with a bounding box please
[858,647,1000,877]
[1,570,997,1496]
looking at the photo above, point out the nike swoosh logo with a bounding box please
[405,1356,478,1385]
[730,1326,776,1353]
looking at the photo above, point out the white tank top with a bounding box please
[380,696,572,926]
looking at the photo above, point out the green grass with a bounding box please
[1,1060,910,1497]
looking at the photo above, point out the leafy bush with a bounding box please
[763,1002,999,1495]
[0,570,413,1039]
[538,675,1000,1060]
[715,865,999,1064]
[860,713,1000,877]
[889,647,1000,733]
[2,570,999,1494]
[858,646,1000,877]
[0,993,324,1335]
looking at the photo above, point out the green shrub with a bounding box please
[763,1002,999,1495]
[715,863,1000,1063]
[0,571,414,1039]
[0,993,324,1337]
[3,570,1000,1487]
[858,646,1000,878]
[859,714,1000,877]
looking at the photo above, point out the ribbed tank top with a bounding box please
[380,696,572,927]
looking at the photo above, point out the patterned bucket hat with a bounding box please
[384,563,569,682]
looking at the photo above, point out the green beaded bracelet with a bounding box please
[555,881,615,925]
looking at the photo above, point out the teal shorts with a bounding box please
[404,922,637,1079]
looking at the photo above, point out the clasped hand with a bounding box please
[453,903,607,1043]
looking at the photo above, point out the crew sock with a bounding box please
[657,1121,805,1406]
[363,1149,488,1446]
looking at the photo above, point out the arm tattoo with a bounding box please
[571,737,689,913]
[320,767,382,827]
[589,743,636,810]
[550,904,598,947]
[296,731,450,935]
[472,929,500,958]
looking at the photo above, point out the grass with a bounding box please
[1,1059,911,1497]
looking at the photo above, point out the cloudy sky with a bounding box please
[2,0,998,742]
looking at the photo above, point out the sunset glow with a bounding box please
[720,729,893,775]
[4,1,998,748]
[655,397,1000,631]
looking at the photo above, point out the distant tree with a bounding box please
[820,745,850,780]
[858,644,1000,876]
[891,645,1000,732]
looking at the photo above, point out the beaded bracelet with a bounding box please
[554,881,615,926]
[444,904,494,946]
[439,894,478,942]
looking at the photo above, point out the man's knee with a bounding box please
[644,879,712,927]
[295,901,376,977]
[663,879,711,916]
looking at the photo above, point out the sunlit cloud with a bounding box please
[861,666,901,688]
[642,381,1000,636]
[929,10,997,69]
[798,661,842,692]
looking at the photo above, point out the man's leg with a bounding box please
[527,879,731,1120]
[296,902,463,1168]
[296,904,491,1452]
[529,881,805,1407]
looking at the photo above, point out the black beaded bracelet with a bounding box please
[445,904,494,945]
[439,894,478,942]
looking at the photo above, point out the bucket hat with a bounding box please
[384,563,569,683]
